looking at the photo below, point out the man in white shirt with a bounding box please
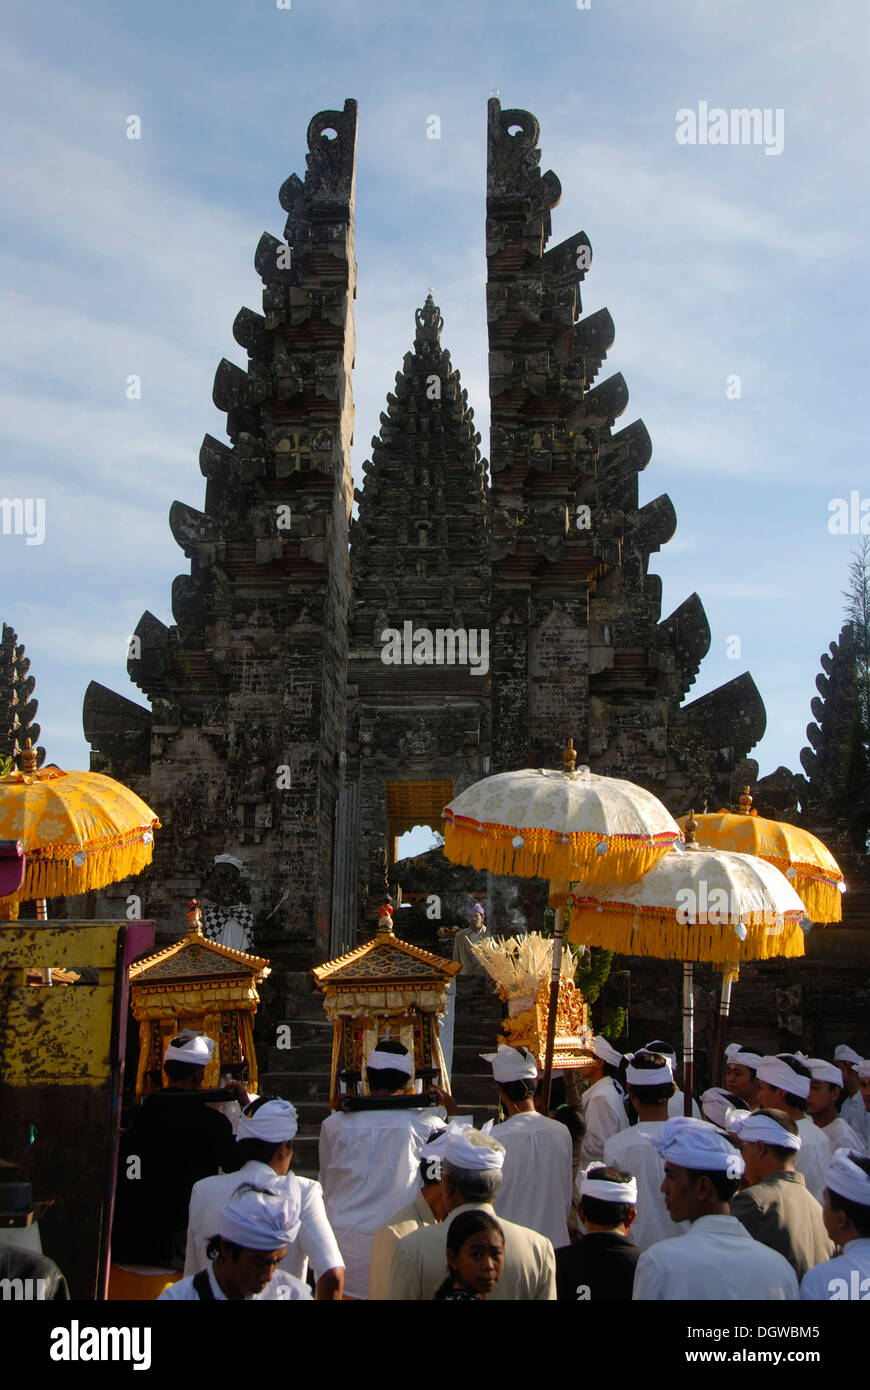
[368,1124,449,1299]
[385,1127,555,1300]
[800,1148,870,1300]
[604,1050,689,1252]
[579,1036,628,1166]
[160,1184,311,1301]
[482,1045,573,1248]
[632,1117,798,1301]
[643,1040,701,1118]
[756,1054,831,1201]
[835,1047,870,1149]
[319,1040,444,1299]
[805,1057,865,1154]
[185,1096,344,1298]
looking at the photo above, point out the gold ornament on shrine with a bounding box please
[128,899,270,1095]
[470,933,594,1071]
[312,907,460,1109]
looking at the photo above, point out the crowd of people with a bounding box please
[102,1029,870,1302]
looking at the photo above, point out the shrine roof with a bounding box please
[313,929,461,987]
[130,930,270,984]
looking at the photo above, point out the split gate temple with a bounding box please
[81,98,869,1059]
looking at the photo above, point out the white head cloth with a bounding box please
[825,1148,870,1208]
[834,1045,863,1067]
[480,1045,538,1083]
[652,1117,744,1175]
[805,1058,842,1088]
[366,1046,415,1078]
[626,1055,674,1087]
[732,1111,802,1151]
[218,1183,301,1250]
[701,1088,746,1131]
[730,1049,762,1070]
[237,1098,298,1144]
[420,1116,473,1162]
[756,1055,811,1099]
[592,1035,623,1067]
[724,1043,742,1061]
[578,1165,638,1205]
[214,854,244,872]
[442,1127,505,1173]
[857,1059,870,1081]
[164,1033,215,1066]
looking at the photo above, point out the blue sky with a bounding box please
[1,0,867,820]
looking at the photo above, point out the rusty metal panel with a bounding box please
[0,980,115,1084]
[0,921,125,970]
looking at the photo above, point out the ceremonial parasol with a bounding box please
[677,788,845,1083]
[0,740,160,913]
[442,741,683,1106]
[566,813,810,1112]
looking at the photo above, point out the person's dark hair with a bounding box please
[366,1040,413,1094]
[498,1077,538,1105]
[233,1137,284,1167]
[578,1166,635,1228]
[601,1060,624,1082]
[774,1054,812,1113]
[164,1060,204,1083]
[433,1210,504,1300]
[687,1167,742,1202]
[645,1040,677,1060]
[419,1128,447,1187]
[827,1155,870,1238]
[548,1075,585,1143]
[206,1235,243,1262]
[627,1050,676,1106]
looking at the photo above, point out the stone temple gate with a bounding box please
[84,96,784,985]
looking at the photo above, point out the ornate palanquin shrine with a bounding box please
[313,913,460,1109]
[129,900,270,1095]
[470,934,594,1071]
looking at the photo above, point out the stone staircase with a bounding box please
[259,973,504,1177]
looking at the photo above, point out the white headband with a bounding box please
[480,1045,538,1083]
[858,1060,870,1081]
[218,1183,301,1250]
[724,1043,742,1060]
[237,1098,298,1144]
[420,1117,473,1162]
[701,1088,746,1131]
[806,1058,842,1088]
[652,1117,744,1174]
[578,1166,638,1205]
[825,1148,870,1208]
[626,1058,674,1087]
[442,1127,505,1173]
[730,1050,762,1070]
[164,1033,215,1066]
[366,1047,415,1078]
[733,1112,802,1151]
[592,1036,623,1067]
[834,1045,863,1066]
[756,1056,811,1099]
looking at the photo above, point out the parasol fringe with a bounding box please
[793,875,842,924]
[567,906,806,964]
[444,824,669,885]
[8,841,156,905]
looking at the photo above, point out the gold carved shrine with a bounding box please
[470,933,594,1070]
[312,917,460,1109]
[128,900,270,1095]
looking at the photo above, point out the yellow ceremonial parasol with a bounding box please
[566,812,810,1111]
[442,741,683,1105]
[676,788,845,1082]
[0,740,160,912]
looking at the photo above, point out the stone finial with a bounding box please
[562,738,577,774]
[22,738,38,775]
[414,294,443,346]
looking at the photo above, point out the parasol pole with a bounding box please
[682,810,698,1117]
[713,966,738,1087]
[541,741,577,1112]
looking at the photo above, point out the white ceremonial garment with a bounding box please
[668,1089,702,1119]
[580,1076,629,1166]
[840,1093,870,1149]
[818,1115,865,1156]
[159,1263,312,1300]
[800,1238,870,1301]
[319,1106,443,1300]
[493,1111,574,1248]
[633,1214,799,1301]
[438,980,456,1089]
[184,1162,343,1284]
[603,1120,689,1253]
[795,1117,833,1202]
